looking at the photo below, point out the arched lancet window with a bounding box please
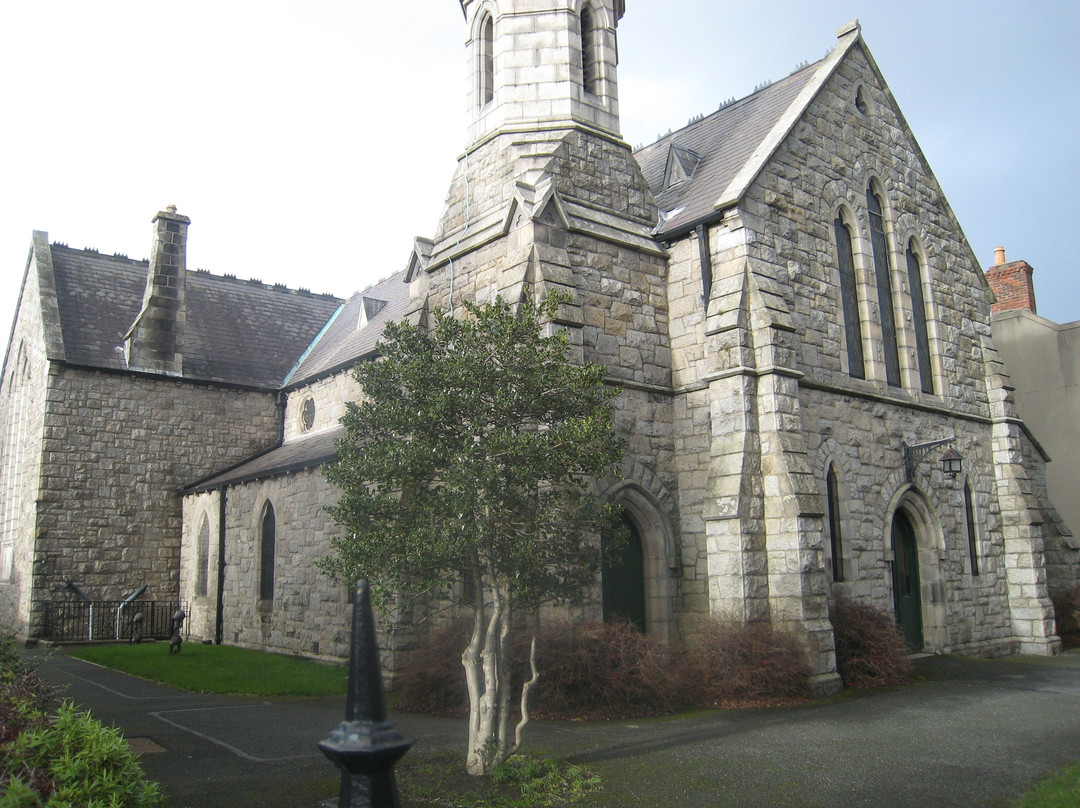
[478,13,494,107]
[260,501,276,602]
[826,464,844,582]
[602,509,646,631]
[906,240,935,394]
[867,184,901,387]
[833,210,865,379]
[964,481,979,576]
[580,5,599,95]
[196,513,210,597]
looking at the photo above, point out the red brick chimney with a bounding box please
[985,246,1036,315]
[124,205,190,374]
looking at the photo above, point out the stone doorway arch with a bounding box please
[604,483,677,643]
[886,488,947,652]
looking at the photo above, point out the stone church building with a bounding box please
[2,1,1076,688]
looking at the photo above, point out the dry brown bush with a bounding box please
[529,619,681,719]
[829,596,914,688]
[391,618,471,717]
[1050,585,1080,648]
[678,617,810,707]
[393,616,814,719]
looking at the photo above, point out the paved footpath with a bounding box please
[31,648,1080,807]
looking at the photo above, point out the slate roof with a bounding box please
[634,63,819,240]
[183,426,343,493]
[48,245,343,389]
[282,271,411,389]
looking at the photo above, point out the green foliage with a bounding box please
[68,643,347,697]
[322,293,624,612]
[1,702,164,807]
[1,636,163,807]
[1013,762,1080,808]
[404,754,602,807]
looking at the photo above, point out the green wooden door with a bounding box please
[891,511,924,651]
[602,512,646,631]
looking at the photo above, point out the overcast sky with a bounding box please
[2,0,1077,357]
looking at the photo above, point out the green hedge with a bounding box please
[1,638,164,807]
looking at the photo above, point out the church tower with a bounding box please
[461,0,624,146]
[405,1,678,640]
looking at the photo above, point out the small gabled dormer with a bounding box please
[358,297,388,329]
[663,143,702,189]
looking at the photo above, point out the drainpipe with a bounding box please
[115,584,148,640]
[696,224,713,306]
[65,581,92,641]
[215,486,227,645]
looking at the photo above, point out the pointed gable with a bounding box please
[636,21,862,240]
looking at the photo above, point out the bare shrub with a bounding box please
[1050,585,1080,648]
[529,620,680,719]
[394,616,815,719]
[392,618,470,717]
[830,596,914,688]
[679,617,810,707]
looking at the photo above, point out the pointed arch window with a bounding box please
[867,185,901,387]
[833,211,865,379]
[478,13,494,107]
[260,501,276,601]
[964,482,980,576]
[906,241,935,394]
[196,513,210,597]
[580,6,600,95]
[827,464,844,582]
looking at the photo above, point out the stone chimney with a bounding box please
[984,246,1037,315]
[124,206,190,375]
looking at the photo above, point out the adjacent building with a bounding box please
[986,248,1079,587]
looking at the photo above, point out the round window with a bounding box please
[300,397,315,433]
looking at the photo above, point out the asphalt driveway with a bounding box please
[30,648,1080,807]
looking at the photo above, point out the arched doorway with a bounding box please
[602,510,646,630]
[891,510,923,651]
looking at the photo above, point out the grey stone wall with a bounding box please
[661,40,1075,663]
[210,469,356,661]
[282,371,360,442]
[0,252,53,637]
[28,367,280,632]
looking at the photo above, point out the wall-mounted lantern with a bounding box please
[903,436,962,482]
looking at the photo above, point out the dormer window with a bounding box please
[358,296,388,329]
[663,144,702,189]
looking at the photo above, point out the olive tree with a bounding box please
[321,293,623,776]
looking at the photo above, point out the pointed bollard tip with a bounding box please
[319,580,412,808]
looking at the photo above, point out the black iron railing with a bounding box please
[38,600,186,643]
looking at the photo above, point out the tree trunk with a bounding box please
[463,582,520,776]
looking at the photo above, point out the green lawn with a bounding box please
[1013,763,1080,808]
[68,642,348,697]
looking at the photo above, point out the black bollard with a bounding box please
[319,581,412,808]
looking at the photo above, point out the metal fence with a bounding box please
[38,600,186,643]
